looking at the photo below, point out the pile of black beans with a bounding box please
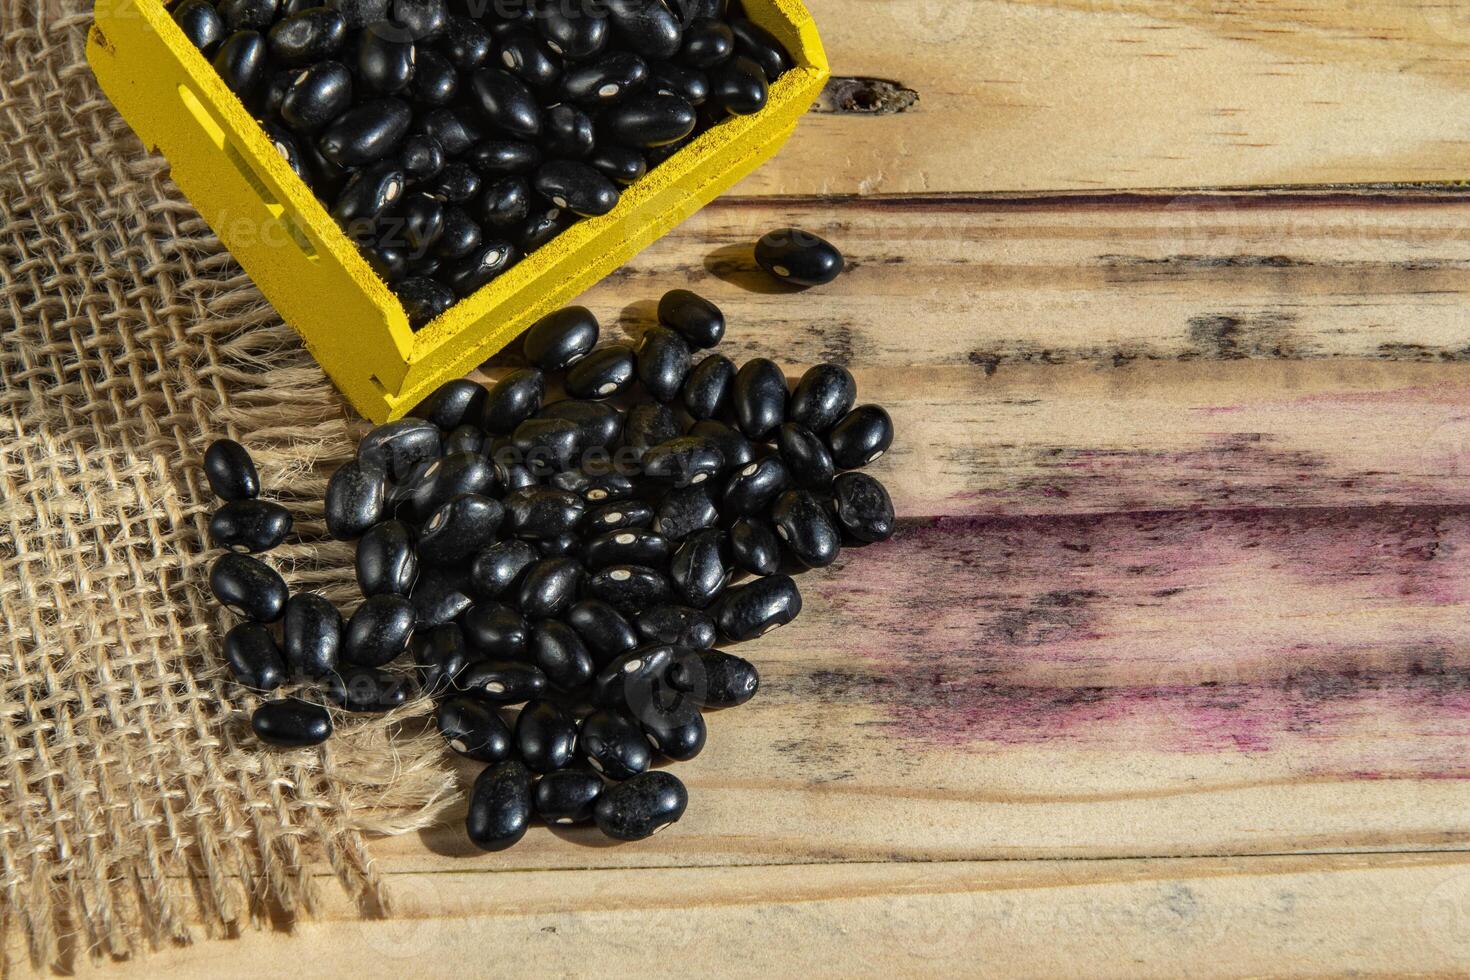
[207,282,894,847]
[169,0,793,327]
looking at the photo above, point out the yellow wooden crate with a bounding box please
[87,0,829,422]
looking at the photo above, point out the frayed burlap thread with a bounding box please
[0,3,458,973]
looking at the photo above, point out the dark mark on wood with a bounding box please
[813,76,919,115]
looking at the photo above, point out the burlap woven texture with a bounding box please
[0,2,459,972]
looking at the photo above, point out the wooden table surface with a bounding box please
[63,0,1470,975]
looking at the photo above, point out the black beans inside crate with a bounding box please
[174,0,796,328]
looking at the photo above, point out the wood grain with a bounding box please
[738,0,1470,193]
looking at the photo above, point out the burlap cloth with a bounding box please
[0,3,460,972]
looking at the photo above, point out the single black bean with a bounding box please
[366,242,408,283]
[728,516,780,576]
[828,404,894,469]
[358,417,442,481]
[639,702,705,761]
[260,119,309,180]
[213,30,268,94]
[469,138,542,177]
[495,457,539,493]
[325,664,412,712]
[708,54,767,115]
[669,648,758,707]
[443,240,518,297]
[459,659,547,703]
[404,451,496,521]
[831,471,895,543]
[210,499,293,553]
[657,288,724,349]
[437,694,513,761]
[252,698,333,748]
[318,97,411,167]
[514,699,578,773]
[777,421,835,489]
[678,17,732,68]
[771,488,840,568]
[538,399,624,451]
[415,622,470,693]
[566,344,637,399]
[398,276,456,327]
[730,17,792,82]
[512,416,584,474]
[755,227,844,287]
[519,557,584,619]
[410,47,458,104]
[331,161,406,227]
[635,604,716,649]
[444,422,487,455]
[397,191,446,252]
[669,528,728,607]
[582,499,655,534]
[731,357,787,439]
[344,593,415,666]
[518,206,574,252]
[533,160,619,217]
[587,143,647,185]
[582,528,672,570]
[635,326,691,402]
[204,438,260,501]
[399,133,445,182]
[653,481,719,540]
[211,553,288,622]
[621,401,680,458]
[409,378,485,429]
[282,592,342,676]
[604,0,683,59]
[594,770,687,840]
[565,598,640,665]
[687,419,754,470]
[553,469,636,505]
[788,363,855,434]
[505,486,585,538]
[642,435,722,488]
[482,367,545,433]
[523,306,598,372]
[543,103,596,158]
[174,0,226,53]
[599,91,696,147]
[536,536,582,559]
[535,768,604,825]
[716,573,801,641]
[721,454,788,516]
[530,618,596,689]
[440,13,493,70]
[474,176,531,232]
[461,601,529,657]
[435,207,482,260]
[470,68,542,138]
[497,27,561,87]
[418,494,504,564]
[420,107,485,158]
[410,564,476,625]
[560,50,648,104]
[591,642,679,708]
[586,564,671,612]
[578,707,651,779]
[356,22,415,94]
[470,539,538,598]
[269,8,347,64]
[534,0,609,60]
[647,60,708,105]
[220,0,278,32]
[223,621,287,691]
[466,759,533,851]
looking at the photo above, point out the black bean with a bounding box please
[539,400,624,451]
[444,240,518,297]
[531,619,597,689]
[716,573,800,641]
[395,191,445,252]
[554,469,637,505]
[512,415,584,474]
[344,593,415,666]
[356,22,416,93]
[634,326,691,402]
[647,60,708,105]
[392,0,447,40]
[223,621,287,691]
[518,205,573,252]
[474,176,531,230]
[582,528,672,571]
[327,0,387,29]
[621,401,680,458]
[543,103,596,158]
[642,134,689,169]
[462,601,529,657]
[213,30,268,95]
[482,367,545,434]
[831,471,895,543]
[204,438,260,501]
[669,528,728,607]
[605,0,683,59]
[174,0,227,53]
[325,664,413,711]
[522,306,598,371]
[776,422,834,489]
[669,648,758,707]
[755,227,844,287]
[657,288,724,349]
[319,96,411,167]
[466,759,533,851]
[770,488,840,568]
[635,604,715,649]
[590,642,679,709]
[443,424,486,456]
[280,592,342,677]
[398,133,445,182]
[494,457,539,493]
[534,0,609,60]
[210,499,293,553]
[687,419,754,470]
[600,91,696,147]
[408,378,483,429]
[586,564,671,612]
[535,768,604,825]
[788,363,855,434]
[470,539,538,598]
[418,493,505,565]
[398,276,456,327]
[437,694,513,760]
[515,698,578,773]
[533,160,619,217]
[220,0,279,32]
[410,564,476,625]
[566,344,637,399]
[434,207,482,260]
[578,707,651,779]
[731,357,787,439]
[582,499,655,534]
[440,13,493,70]
[252,698,333,748]
[560,51,648,104]
[404,451,496,521]
[269,8,347,63]
[729,17,791,82]
[260,119,309,180]
[366,242,408,283]
[505,486,585,538]
[536,534,581,558]
[359,417,442,482]
[720,454,787,516]
[519,557,584,619]
[639,702,705,761]
[211,553,289,622]
[828,404,894,469]
[594,770,687,840]
[415,622,470,693]
[678,17,733,68]
[728,516,779,576]
[642,436,722,488]
[498,27,561,87]
[410,47,458,104]
[460,659,547,703]
[565,598,641,664]
[587,143,647,185]
[470,68,542,138]
[707,54,766,115]
[653,481,719,540]
[332,162,407,228]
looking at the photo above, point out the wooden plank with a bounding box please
[48,854,1470,977]
[742,0,1470,194]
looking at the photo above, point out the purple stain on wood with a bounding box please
[813,508,1470,769]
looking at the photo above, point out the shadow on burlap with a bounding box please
[0,3,460,972]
